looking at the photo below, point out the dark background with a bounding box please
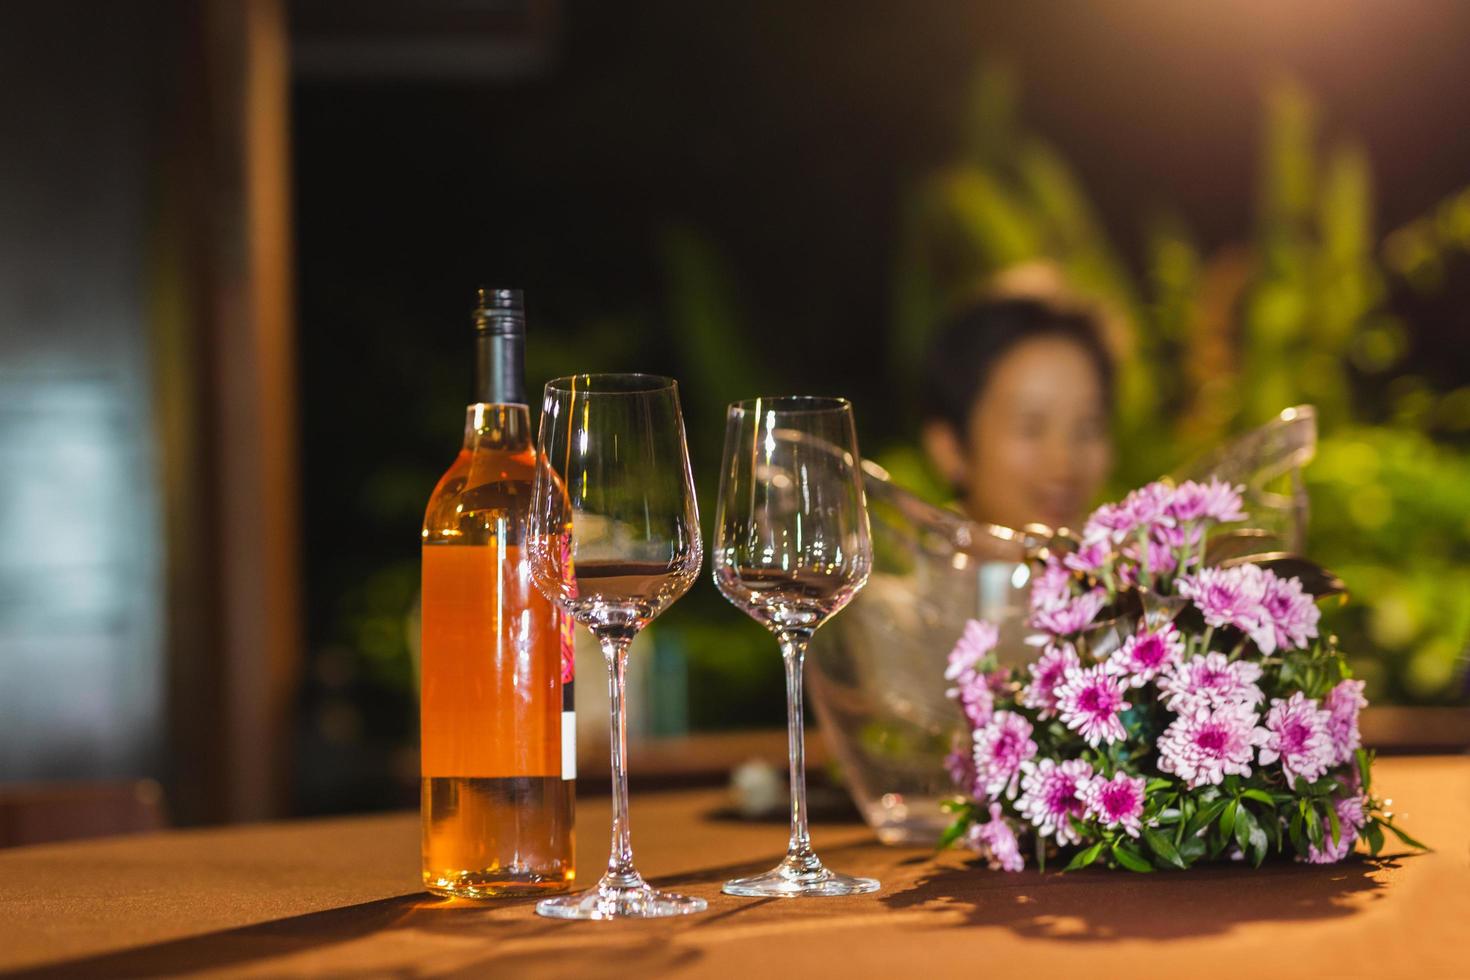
[2,1,1466,825]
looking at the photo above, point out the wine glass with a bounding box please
[712,396,878,897]
[527,374,706,920]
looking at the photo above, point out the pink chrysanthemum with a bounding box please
[944,742,977,796]
[1157,702,1267,789]
[1323,679,1368,767]
[1122,481,1176,532]
[1177,565,1268,645]
[1305,794,1369,864]
[972,710,1038,800]
[1158,652,1265,712]
[1064,536,1112,575]
[949,669,995,729]
[1168,478,1246,525]
[1122,532,1180,578]
[1258,692,1334,785]
[1029,588,1107,637]
[1021,643,1081,718]
[1152,520,1204,551]
[1107,622,1186,688]
[965,802,1025,872]
[944,619,1000,681]
[1259,573,1321,653]
[1080,771,1147,838]
[1055,665,1131,746]
[1028,558,1075,613]
[1083,501,1140,543]
[1016,757,1094,845]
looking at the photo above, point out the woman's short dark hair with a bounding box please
[918,297,1115,436]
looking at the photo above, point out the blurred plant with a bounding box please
[888,66,1469,704]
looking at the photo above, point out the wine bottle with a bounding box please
[419,288,575,898]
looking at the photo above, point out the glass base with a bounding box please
[536,876,708,920]
[723,855,880,898]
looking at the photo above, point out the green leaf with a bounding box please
[1356,748,1373,794]
[1240,789,1277,808]
[1186,797,1230,836]
[1221,799,1239,836]
[1178,833,1207,862]
[1262,810,1283,851]
[1326,799,1342,846]
[1142,827,1188,869]
[1232,804,1257,855]
[1064,841,1106,871]
[1288,810,1307,856]
[1304,803,1323,848]
[1364,820,1385,857]
[1111,839,1155,873]
[1145,778,1173,794]
[937,818,969,851]
[1381,820,1431,852]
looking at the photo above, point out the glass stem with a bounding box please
[778,629,818,868]
[600,633,640,887]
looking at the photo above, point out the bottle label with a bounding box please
[420,543,562,778]
[561,711,577,780]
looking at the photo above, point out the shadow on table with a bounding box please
[1,889,712,980]
[3,841,872,980]
[883,853,1405,941]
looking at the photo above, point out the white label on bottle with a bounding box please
[561,711,576,780]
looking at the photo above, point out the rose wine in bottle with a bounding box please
[420,288,575,898]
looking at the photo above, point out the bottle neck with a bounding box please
[474,332,527,405]
[463,402,533,452]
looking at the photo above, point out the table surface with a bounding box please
[1,755,1465,979]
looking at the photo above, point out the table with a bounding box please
[2,756,1465,979]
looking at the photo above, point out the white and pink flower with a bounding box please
[1028,557,1075,613]
[1177,565,1269,644]
[1064,536,1113,575]
[1083,501,1140,543]
[945,619,1000,681]
[1258,692,1334,785]
[965,802,1025,872]
[1055,665,1131,746]
[1305,793,1369,864]
[1157,701,1267,788]
[1122,481,1177,532]
[1158,652,1265,712]
[1021,643,1082,718]
[1016,757,1094,845]
[950,670,995,729]
[1260,573,1321,653]
[1080,771,1148,838]
[1168,478,1246,525]
[972,710,1038,800]
[1029,588,1107,637]
[1107,622,1186,687]
[1323,679,1368,767]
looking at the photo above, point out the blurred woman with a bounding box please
[918,294,1114,532]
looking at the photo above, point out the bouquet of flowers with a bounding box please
[941,479,1426,873]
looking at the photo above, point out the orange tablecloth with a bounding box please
[1,756,1466,979]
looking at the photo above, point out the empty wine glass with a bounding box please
[712,396,878,897]
[528,374,705,920]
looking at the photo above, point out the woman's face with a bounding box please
[958,335,1112,531]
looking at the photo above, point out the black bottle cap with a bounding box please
[474,287,525,336]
